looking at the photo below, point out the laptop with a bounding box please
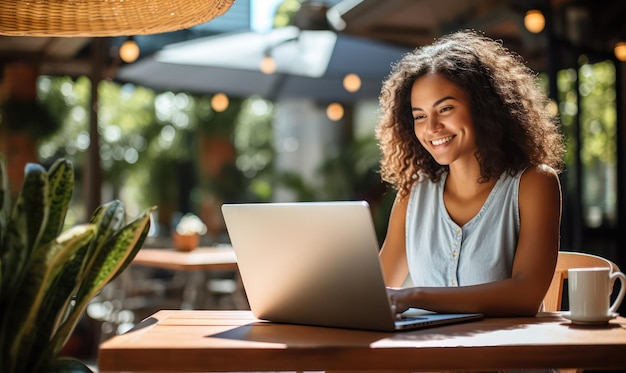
[221,201,483,332]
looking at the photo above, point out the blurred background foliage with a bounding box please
[35,75,389,239]
[35,77,280,235]
[557,59,617,227]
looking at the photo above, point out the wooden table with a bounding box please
[132,246,238,271]
[98,310,626,372]
[131,246,244,309]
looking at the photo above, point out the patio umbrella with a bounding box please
[116,26,410,102]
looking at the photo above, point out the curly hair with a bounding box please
[376,29,565,197]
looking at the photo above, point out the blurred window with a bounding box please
[558,60,617,228]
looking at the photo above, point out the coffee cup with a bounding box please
[567,267,626,323]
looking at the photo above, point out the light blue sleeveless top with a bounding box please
[406,171,522,287]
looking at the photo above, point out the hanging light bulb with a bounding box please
[119,37,140,63]
[524,9,545,34]
[259,55,276,74]
[343,73,362,93]
[326,103,344,121]
[211,93,229,112]
[614,42,626,62]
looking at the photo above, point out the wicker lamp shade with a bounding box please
[0,0,235,37]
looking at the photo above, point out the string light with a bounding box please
[119,38,140,63]
[343,73,362,93]
[326,103,344,121]
[211,93,229,112]
[614,42,626,62]
[524,10,545,34]
[259,55,276,74]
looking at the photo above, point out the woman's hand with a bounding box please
[387,287,412,318]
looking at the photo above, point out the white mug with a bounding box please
[568,267,626,322]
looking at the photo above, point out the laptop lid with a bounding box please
[221,201,482,332]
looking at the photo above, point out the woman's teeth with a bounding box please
[431,136,453,146]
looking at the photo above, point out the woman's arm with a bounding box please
[379,194,410,288]
[387,166,562,316]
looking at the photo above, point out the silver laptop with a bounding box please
[221,201,483,332]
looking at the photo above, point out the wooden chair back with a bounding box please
[543,251,621,312]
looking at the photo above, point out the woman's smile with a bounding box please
[431,135,455,146]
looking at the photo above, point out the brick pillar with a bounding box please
[198,135,236,239]
[0,62,40,200]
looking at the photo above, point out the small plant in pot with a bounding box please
[173,213,207,252]
[0,155,156,373]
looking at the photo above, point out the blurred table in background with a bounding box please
[133,246,238,271]
[131,246,246,310]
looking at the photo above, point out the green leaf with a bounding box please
[0,154,11,252]
[48,209,152,358]
[38,158,74,247]
[0,192,27,300]
[7,224,96,373]
[110,205,157,281]
[29,243,91,373]
[77,200,125,283]
[21,163,50,253]
[0,163,49,303]
[28,158,77,366]
[0,154,10,370]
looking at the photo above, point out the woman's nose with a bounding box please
[426,115,442,133]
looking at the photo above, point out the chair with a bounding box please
[543,251,621,312]
[543,251,621,373]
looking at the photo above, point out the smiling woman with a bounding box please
[376,30,565,323]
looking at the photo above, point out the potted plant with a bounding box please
[0,154,156,373]
[173,213,207,252]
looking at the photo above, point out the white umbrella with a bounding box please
[157,25,336,78]
[116,26,410,102]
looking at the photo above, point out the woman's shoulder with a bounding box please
[520,164,559,183]
[518,165,561,201]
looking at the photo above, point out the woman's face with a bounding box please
[410,73,478,167]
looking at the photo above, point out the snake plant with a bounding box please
[0,155,155,373]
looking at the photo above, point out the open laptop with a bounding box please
[221,201,483,332]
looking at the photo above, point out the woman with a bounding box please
[378,30,565,317]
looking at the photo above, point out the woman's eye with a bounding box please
[440,106,453,113]
[414,114,426,121]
